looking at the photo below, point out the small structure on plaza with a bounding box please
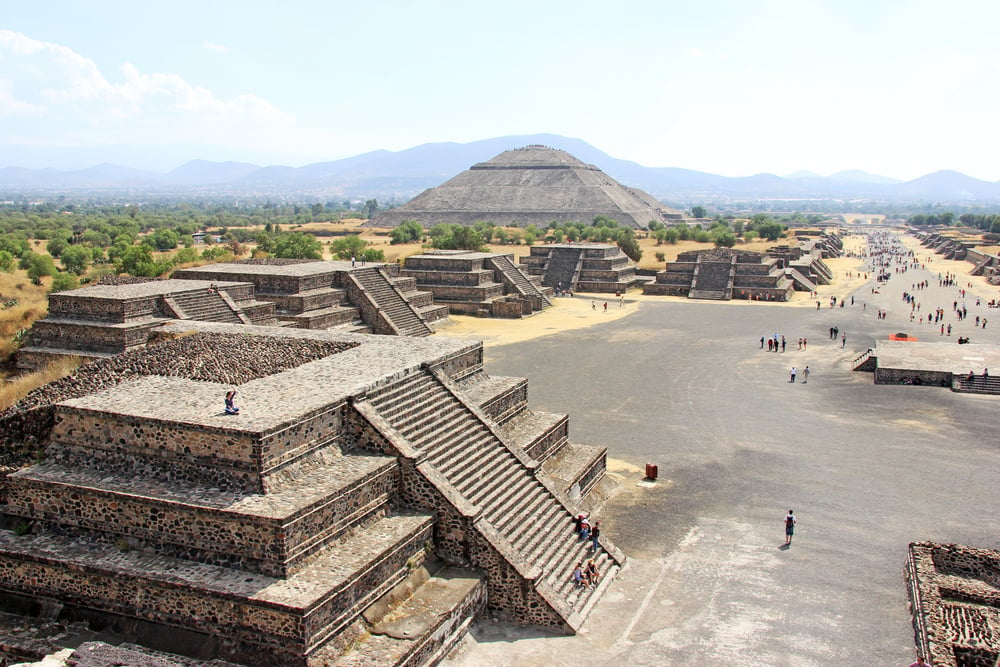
[401,249,552,317]
[17,260,448,371]
[643,248,795,301]
[368,145,684,230]
[905,542,1000,667]
[852,339,1000,394]
[0,323,623,665]
[518,243,640,294]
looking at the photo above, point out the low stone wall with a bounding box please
[490,298,527,318]
[874,368,953,387]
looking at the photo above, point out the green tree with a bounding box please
[60,245,92,275]
[364,199,379,219]
[713,230,737,247]
[691,206,707,218]
[663,228,679,244]
[50,271,79,292]
[0,250,15,272]
[330,235,368,260]
[390,221,423,244]
[46,236,70,257]
[145,228,180,251]
[23,252,58,283]
[756,222,785,241]
[274,232,323,259]
[616,229,643,262]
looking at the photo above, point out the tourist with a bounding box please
[908,656,930,667]
[572,562,585,588]
[580,516,591,541]
[586,559,601,586]
[784,510,796,545]
[351,254,356,267]
[591,520,601,551]
[790,366,797,383]
[984,368,990,380]
[224,389,240,415]
[760,336,765,349]
[841,333,846,348]
[591,301,596,310]
[603,302,608,312]
[803,366,810,384]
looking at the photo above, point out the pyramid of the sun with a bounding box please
[369,145,684,230]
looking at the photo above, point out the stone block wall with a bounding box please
[905,542,1000,667]
[874,368,953,387]
[48,409,262,492]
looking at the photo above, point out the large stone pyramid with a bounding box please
[369,145,684,229]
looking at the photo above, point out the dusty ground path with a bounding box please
[438,232,1000,667]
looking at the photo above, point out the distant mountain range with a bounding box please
[3,134,1000,204]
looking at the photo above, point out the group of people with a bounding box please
[572,559,602,589]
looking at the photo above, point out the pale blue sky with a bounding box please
[2,0,999,180]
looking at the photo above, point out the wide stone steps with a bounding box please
[366,371,585,581]
[489,255,551,305]
[352,268,431,337]
[166,290,243,324]
[953,375,1000,394]
[542,249,584,289]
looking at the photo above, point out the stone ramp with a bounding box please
[361,369,623,630]
[486,254,551,307]
[349,268,432,337]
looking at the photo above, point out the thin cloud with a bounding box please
[202,41,229,53]
[0,30,291,144]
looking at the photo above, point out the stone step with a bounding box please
[0,513,434,664]
[6,453,399,577]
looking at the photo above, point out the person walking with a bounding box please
[590,521,601,551]
[790,366,797,383]
[784,510,796,545]
[802,366,809,384]
[841,333,846,348]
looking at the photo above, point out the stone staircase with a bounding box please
[952,374,1000,395]
[688,257,734,300]
[853,348,876,372]
[487,255,551,307]
[786,267,817,293]
[163,289,245,325]
[361,369,622,627]
[542,248,584,290]
[350,268,432,337]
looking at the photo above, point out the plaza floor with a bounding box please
[442,235,1000,666]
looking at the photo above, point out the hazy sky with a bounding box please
[2,0,999,180]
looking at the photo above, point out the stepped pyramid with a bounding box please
[0,323,623,665]
[369,145,683,230]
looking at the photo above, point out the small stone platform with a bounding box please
[854,339,1000,392]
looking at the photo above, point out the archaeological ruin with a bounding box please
[400,250,552,317]
[517,243,640,294]
[642,234,841,301]
[368,145,684,230]
[0,322,623,665]
[905,542,1000,667]
[16,259,450,371]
